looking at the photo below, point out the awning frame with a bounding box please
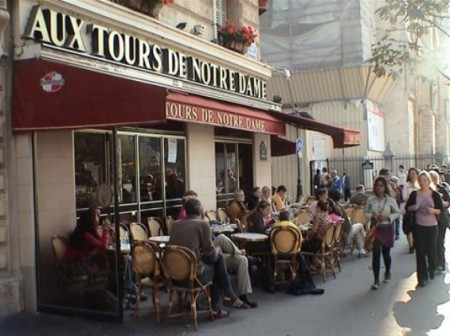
[267,110,360,149]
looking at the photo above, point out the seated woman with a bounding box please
[303,200,333,253]
[328,189,367,257]
[247,200,272,233]
[63,207,111,277]
[247,200,276,293]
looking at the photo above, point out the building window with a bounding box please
[213,0,227,39]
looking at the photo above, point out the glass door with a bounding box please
[215,141,253,208]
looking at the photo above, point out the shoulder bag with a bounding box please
[364,198,387,252]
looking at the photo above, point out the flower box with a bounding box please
[119,0,174,18]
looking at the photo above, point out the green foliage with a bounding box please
[370,0,450,80]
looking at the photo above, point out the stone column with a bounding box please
[0,1,21,318]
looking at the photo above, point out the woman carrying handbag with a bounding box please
[405,171,443,288]
[365,177,400,290]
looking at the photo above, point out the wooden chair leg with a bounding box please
[189,291,198,331]
[153,287,160,325]
[165,290,174,326]
[134,285,142,318]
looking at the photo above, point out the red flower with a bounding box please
[218,20,257,46]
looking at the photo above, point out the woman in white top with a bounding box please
[402,168,420,253]
[365,177,400,290]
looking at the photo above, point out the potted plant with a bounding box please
[121,0,175,18]
[218,19,258,54]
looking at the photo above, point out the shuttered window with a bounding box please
[214,0,227,39]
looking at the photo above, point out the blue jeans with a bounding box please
[198,253,236,309]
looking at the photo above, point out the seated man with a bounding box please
[272,185,288,211]
[274,211,324,296]
[169,198,250,317]
[349,184,369,205]
[213,234,257,308]
[228,189,248,223]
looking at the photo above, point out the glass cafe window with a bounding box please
[75,132,109,209]
[164,137,186,218]
[215,142,238,208]
[118,134,137,204]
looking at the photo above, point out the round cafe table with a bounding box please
[231,232,268,242]
[149,235,170,244]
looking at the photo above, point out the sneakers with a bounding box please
[371,281,380,290]
[359,249,368,258]
[436,266,445,274]
[383,272,391,283]
[395,235,400,240]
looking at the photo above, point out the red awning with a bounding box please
[166,92,285,135]
[12,59,167,131]
[267,110,360,148]
[12,59,285,136]
[270,135,296,157]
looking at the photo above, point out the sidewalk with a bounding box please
[1,235,450,336]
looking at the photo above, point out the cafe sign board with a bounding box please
[165,101,284,134]
[23,5,267,100]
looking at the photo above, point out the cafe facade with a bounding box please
[5,0,287,320]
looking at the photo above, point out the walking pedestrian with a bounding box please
[405,171,443,288]
[365,177,400,290]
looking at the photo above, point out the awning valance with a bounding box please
[12,59,167,131]
[12,59,285,136]
[267,110,360,148]
[270,135,296,157]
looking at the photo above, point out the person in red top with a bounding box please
[64,207,111,276]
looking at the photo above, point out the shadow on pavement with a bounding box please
[393,275,450,336]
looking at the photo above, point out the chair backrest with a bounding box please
[305,196,316,205]
[270,226,302,255]
[322,223,336,249]
[132,241,160,279]
[165,216,175,235]
[296,210,313,225]
[119,223,129,241]
[333,220,344,244]
[51,235,68,266]
[351,206,368,228]
[217,208,229,224]
[344,204,356,221]
[162,245,197,287]
[205,210,218,222]
[130,222,149,242]
[148,217,163,237]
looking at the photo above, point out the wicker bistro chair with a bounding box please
[295,209,313,226]
[301,223,336,282]
[205,210,218,222]
[351,205,369,232]
[344,204,357,219]
[131,241,165,323]
[147,217,164,237]
[331,220,346,271]
[217,208,230,224]
[162,245,214,331]
[51,235,90,302]
[130,222,149,242]
[270,226,302,284]
[165,216,175,235]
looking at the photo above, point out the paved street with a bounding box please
[1,235,449,336]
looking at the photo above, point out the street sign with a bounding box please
[296,138,303,153]
[362,159,374,170]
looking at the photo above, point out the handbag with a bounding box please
[402,211,415,235]
[364,225,377,252]
[364,198,387,252]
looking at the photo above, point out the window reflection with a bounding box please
[75,133,108,209]
[164,138,186,200]
[118,135,136,204]
[138,137,162,202]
